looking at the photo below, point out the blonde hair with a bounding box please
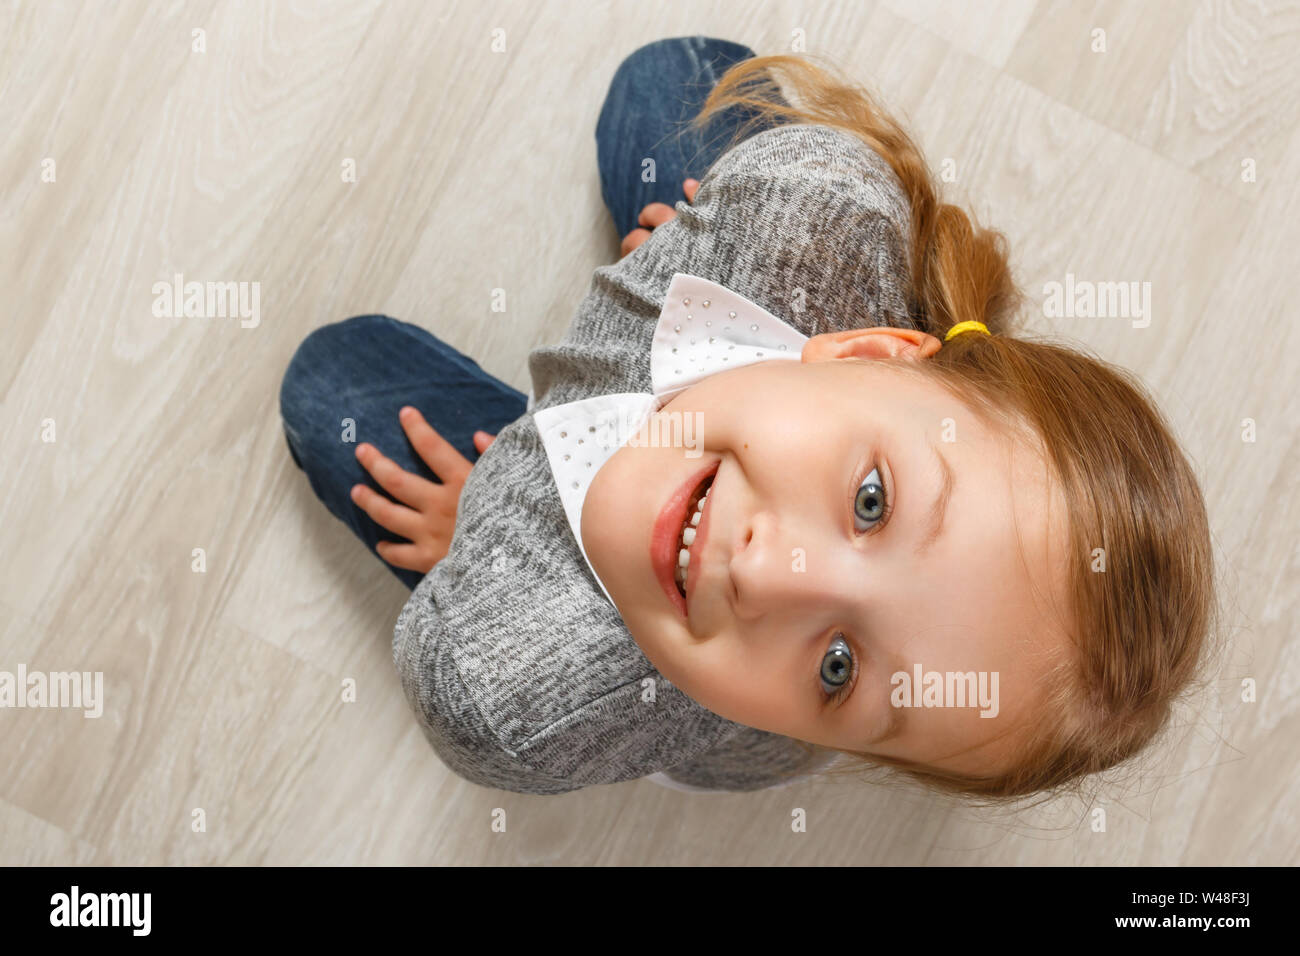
[685,53,1219,804]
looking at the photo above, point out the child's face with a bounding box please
[581,345,1072,777]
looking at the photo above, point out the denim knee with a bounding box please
[599,36,758,144]
[281,314,394,401]
[612,36,756,80]
[279,314,394,467]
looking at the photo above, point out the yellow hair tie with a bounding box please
[944,320,991,342]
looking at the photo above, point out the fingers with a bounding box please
[355,440,439,511]
[375,539,436,573]
[621,228,652,258]
[637,202,677,229]
[399,407,473,482]
[349,482,426,540]
[621,186,697,259]
[473,430,496,454]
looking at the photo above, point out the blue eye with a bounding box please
[820,633,857,701]
[853,467,888,532]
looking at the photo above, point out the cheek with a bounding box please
[676,629,801,727]
[587,444,656,532]
[580,461,623,558]
[754,380,845,449]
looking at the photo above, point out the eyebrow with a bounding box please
[914,440,956,558]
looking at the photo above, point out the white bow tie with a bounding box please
[533,273,810,606]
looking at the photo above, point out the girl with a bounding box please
[279,37,1216,800]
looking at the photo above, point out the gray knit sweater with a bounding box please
[392,123,918,794]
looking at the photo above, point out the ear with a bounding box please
[801,326,942,363]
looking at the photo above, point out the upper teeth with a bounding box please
[675,490,708,587]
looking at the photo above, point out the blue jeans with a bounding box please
[279,36,783,590]
[595,36,785,237]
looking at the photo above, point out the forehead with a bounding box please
[893,454,1072,771]
[911,371,1068,619]
[878,364,1074,743]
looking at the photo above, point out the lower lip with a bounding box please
[651,460,718,618]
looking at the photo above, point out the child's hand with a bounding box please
[620,178,700,258]
[350,407,496,575]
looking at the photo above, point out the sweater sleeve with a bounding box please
[661,727,842,791]
[391,572,576,794]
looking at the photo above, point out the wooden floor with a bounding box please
[2,0,1296,865]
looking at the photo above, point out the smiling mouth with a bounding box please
[652,459,719,617]
[673,473,716,600]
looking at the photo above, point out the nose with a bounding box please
[728,509,840,621]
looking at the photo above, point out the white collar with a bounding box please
[533,273,810,606]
